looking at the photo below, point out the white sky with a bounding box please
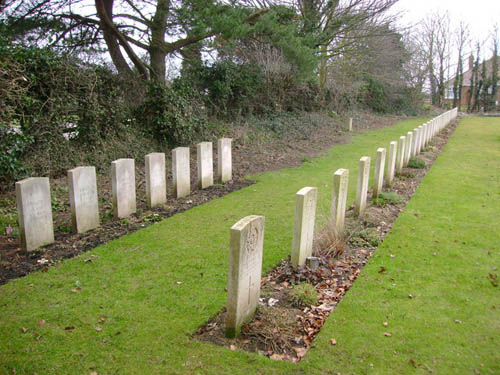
[392,0,500,55]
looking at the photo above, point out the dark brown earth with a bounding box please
[195,119,459,362]
[0,111,411,285]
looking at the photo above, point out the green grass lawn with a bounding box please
[1,116,498,375]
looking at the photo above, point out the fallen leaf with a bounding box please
[294,347,307,358]
[487,273,498,287]
[408,294,414,299]
[21,327,28,333]
[383,322,388,327]
[229,344,237,351]
[409,358,417,368]
[95,327,102,332]
[64,326,75,331]
[378,267,387,274]
[90,372,98,375]
[175,281,182,285]
[383,332,392,337]
[38,320,46,326]
[98,317,106,323]
[330,338,337,345]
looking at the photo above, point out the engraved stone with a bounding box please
[16,177,54,251]
[373,148,386,198]
[355,156,371,218]
[197,142,214,189]
[68,166,99,233]
[226,215,265,338]
[385,141,397,186]
[145,152,166,208]
[217,138,232,183]
[291,187,318,267]
[111,158,136,219]
[331,168,349,233]
[396,136,406,174]
[172,147,190,198]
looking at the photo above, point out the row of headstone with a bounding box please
[15,139,233,251]
[224,108,459,337]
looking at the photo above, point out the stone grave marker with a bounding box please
[405,132,413,166]
[385,141,397,186]
[145,152,167,208]
[197,142,214,189]
[373,148,386,197]
[349,118,353,131]
[226,215,265,338]
[331,168,349,233]
[111,158,136,219]
[217,138,232,183]
[68,166,99,233]
[396,136,406,174]
[172,147,190,198]
[291,187,318,267]
[354,157,371,218]
[16,177,54,251]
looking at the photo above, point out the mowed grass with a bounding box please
[0,115,497,375]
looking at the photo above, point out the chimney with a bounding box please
[469,55,474,71]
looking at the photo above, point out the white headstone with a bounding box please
[226,215,265,338]
[145,153,167,208]
[111,158,136,219]
[331,168,349,233]
[396,136,406,175]
[412,128,419,157]
[172,147,190,198]
[349,118,353,131]
[404,132,413,166]
[68,166,99,233]
[373,148,386,198]
[385,141,397,186]
[291,187,318,267]
[355,157,371,218]
[217,138,232,183]
[197,142,214,189]
[16,177,54,251]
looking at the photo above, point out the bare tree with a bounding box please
[452,21,469,110]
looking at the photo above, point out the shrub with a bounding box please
[408,157,426,169]
[350,228,381,248]
[134,82,204,146]
[373,192,404,207]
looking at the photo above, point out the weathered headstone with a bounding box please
[16,177,54,251]
[412,128,419,157]
[145,152,167,208]
[404,132,413,166]
[217,138,232,183]
[396,136,406,174]
[373,148,386,197]
[197,142,214,189]
[111,158,136,219]
[385,141,397,186]
[291,187,318,267]
[68,166,99,233]
[226,215,265,338]
[172,147,190,198]
[331,168,349,233]
[354,156,371,218]
[348,118,353,131]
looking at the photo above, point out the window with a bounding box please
[445,87,455,99]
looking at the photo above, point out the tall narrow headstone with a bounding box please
[68,166,99,233]
[396,136,406,174]
[172,147,190,198]
[412,128,419,157]
[404,132,413,166]
[111,158,136,219]
[385,141,397,186]
[291,187,318,267]
[354,157,371,218]
[197,142,214,189]
[217,138,232,183]
[373,148,386,197]
[226,215,265,338]
[331,169,349,233]
[145,152,167,208]
[348,118,353,131]
[16,177,54,251]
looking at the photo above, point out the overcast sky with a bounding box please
[392,0,500,55]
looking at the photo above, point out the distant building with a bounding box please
[444,55,500,108]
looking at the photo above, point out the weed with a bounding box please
[349,228,381,248]
[408,157,426,169]
[55,224,72,233]
[372,192,404,207]
[289,282,319,307]
[314,220,346,258]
